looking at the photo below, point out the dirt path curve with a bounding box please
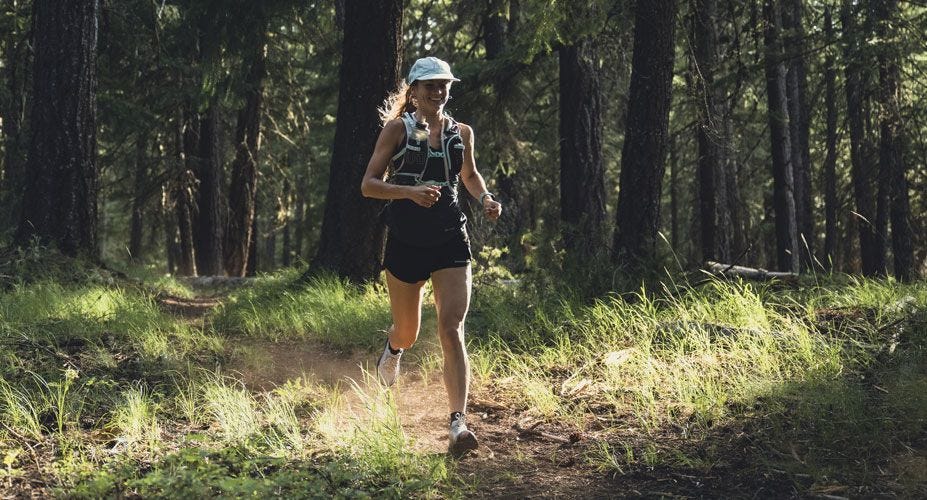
[159,295,618,497]
[227,338,618,498]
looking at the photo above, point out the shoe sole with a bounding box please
[449,431,478,456]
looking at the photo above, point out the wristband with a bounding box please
[479,192,495,205]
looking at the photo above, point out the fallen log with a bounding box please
[705,261,799,282]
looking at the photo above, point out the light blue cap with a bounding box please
[406,56,459,84]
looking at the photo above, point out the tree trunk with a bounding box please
[782,0,814,267]
[264,213,276,270]
[1,0,29,228]
[691,0,731,263]
[841,1,882,276]
[874,0,914,281]
[246,195,258,276]
[559,37,606,261]
[129,137,147,261]
[669,134,679,251]
[483,0,526,263]
[15,0,100,258]
[174,110,198,277]
[309,0,402,283]
[224,34,267,277]
[294,166,308,262]
[763,0,799,273]
[612,0,678,269]
[193,104,224,276]
[823,6,839,270]
[282,178,292,267]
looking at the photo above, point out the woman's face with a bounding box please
[413,79,452,113]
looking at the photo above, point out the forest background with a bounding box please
[0,0,926,497]
[3,0,926,282]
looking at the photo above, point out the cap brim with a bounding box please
[411,73,460,83]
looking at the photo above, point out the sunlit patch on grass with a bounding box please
[108,383,162,452]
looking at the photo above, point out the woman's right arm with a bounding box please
[360,119,441,207]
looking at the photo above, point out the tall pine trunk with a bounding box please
[841,1,882,275]
[691,0,731,263]
[309,0,402,283]
[129,137,147,261]
[823,6,839,270]
[763,0,799,273]
[612,0,678,269]
[559,37,606,261]
[1,0,28,228]
[174,110,198,276]
[15,0,100,258]
[193,104,224,276]
[782,0,814,267]
[225,34,267,277]
[874,0,914,280]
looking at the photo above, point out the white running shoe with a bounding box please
[448,413,478,455]
[376,338,402,387]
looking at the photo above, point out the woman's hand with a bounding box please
[483,197,502,220]
[409,185,442,208]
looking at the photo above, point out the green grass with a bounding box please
[211,269,392,349]
[470,275,926,494]
[1,253,924,497]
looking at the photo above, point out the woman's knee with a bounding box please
[390,323,420,349]
[437,317,465,346]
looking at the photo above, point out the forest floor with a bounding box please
[154,294,821,498]
[2,266,925,498]
[169,295,622,498]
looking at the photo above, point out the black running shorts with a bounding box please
[383,230,471,284]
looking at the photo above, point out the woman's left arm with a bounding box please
[459,124,502,221]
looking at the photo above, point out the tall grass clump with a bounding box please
[0,378,45,441]
[211,269,391,349]
[108,383,162,451]
[319,374,450,495]
[582,279,843,427]
[200,372,260,443]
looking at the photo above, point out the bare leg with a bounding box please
[430,265,471,414]
[385,270,426,349]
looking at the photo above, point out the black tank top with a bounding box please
[387,145,467,247]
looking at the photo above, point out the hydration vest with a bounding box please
[385,112,468,246]
[388,111,465,186]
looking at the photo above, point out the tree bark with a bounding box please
[691,0,731,263]
[559,37,606,261]
[823,6,839,270]
[193,104,224,276]
[874,0,914,281]
[129,137,147,261]
[309,0,402,283]
[174,109,198,277]
[782,0,814,267]
[246,195,258,276]
[612,0,678,269]
[282,178,292,267]
[15,0,100,258]
[763,0,799,273]
[1,0,29,228]
[224,34,267,277]
[841,0,883,276]
[294,165,308,262]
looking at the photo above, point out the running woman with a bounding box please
[360,56,502,455]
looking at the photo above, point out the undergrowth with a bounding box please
[0,249,924,497]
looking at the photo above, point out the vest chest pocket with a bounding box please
[449,142,465,172]
[403,149,427,168]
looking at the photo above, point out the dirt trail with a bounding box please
[226,338,619,497]
[162,294,617,497]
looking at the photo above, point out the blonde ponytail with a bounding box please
[379,82,416,126]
